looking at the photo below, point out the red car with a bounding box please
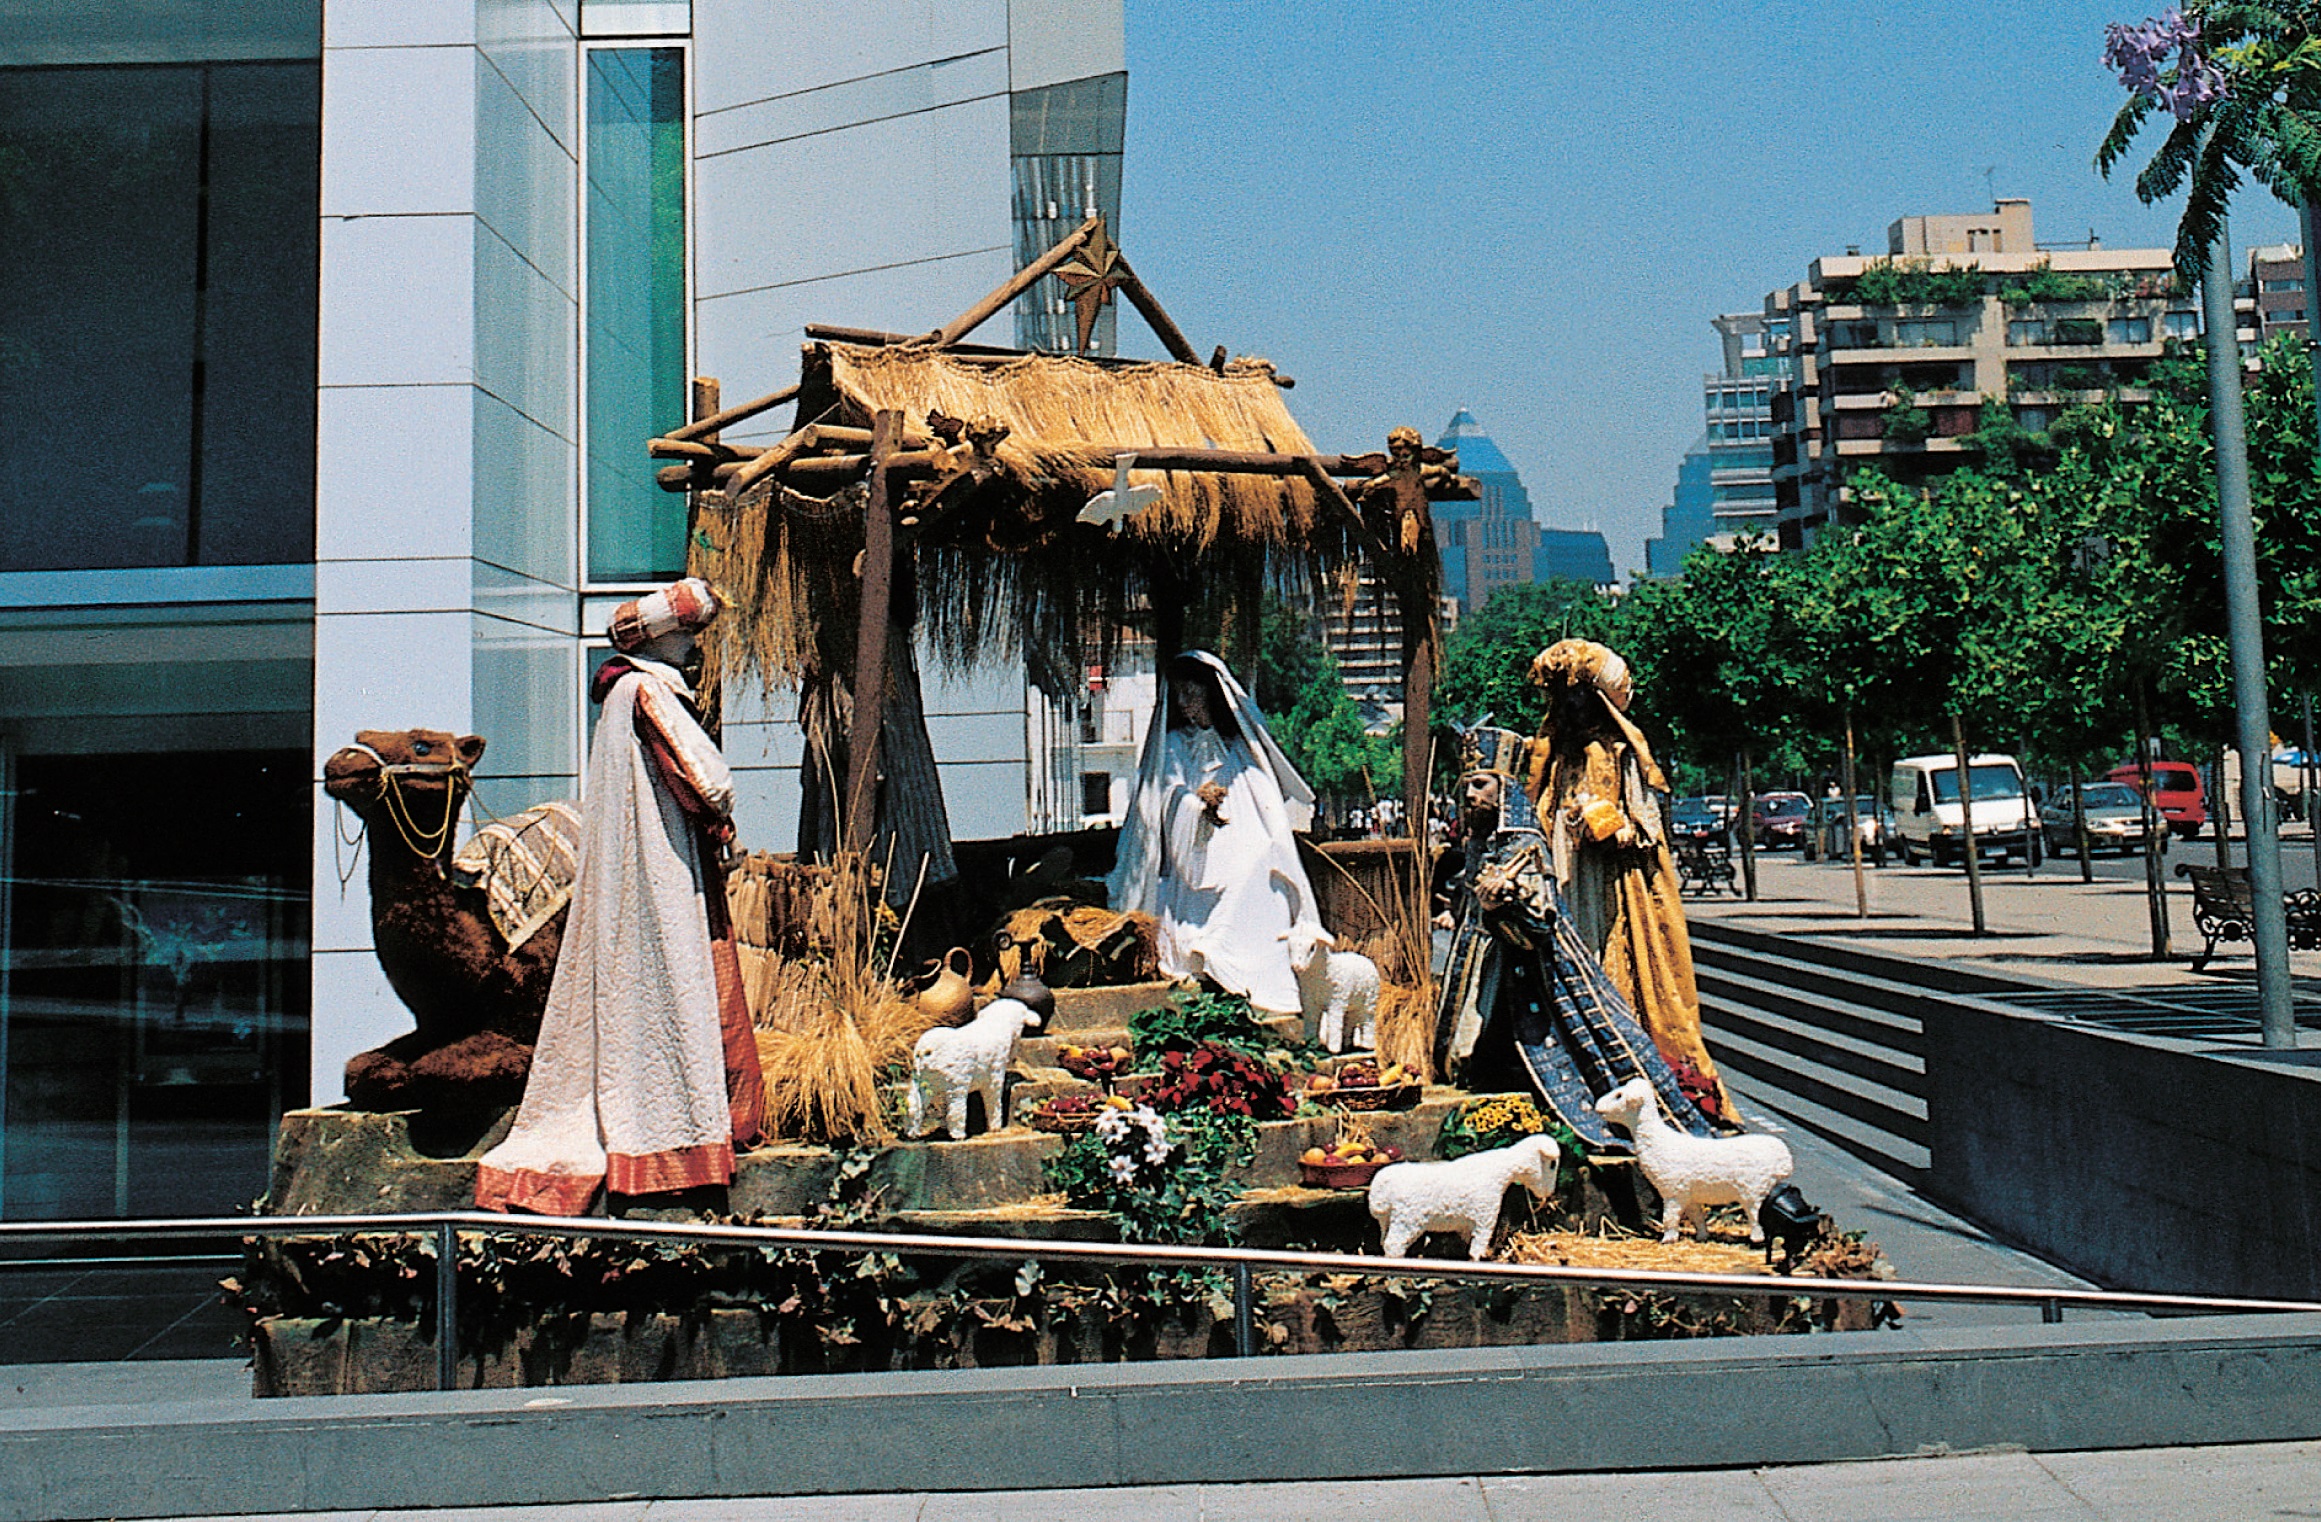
[1749,791,1812,849]
[2105,760,2207,839]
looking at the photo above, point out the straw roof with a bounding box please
[818,345,1323,553]
[693,342,1348,698]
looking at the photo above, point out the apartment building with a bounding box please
[1645,312,1781,574]
[0,0,1127,1222]
[1763,199,2197,546]
[2237,242,2311,348]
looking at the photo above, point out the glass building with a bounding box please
[0,0,1127,1221]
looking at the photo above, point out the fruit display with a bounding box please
[1029,1091,1134,1134]
[1298,1138,1405,1188]
[1305,1059,1420,1111]
[1057,1042,1133,1086]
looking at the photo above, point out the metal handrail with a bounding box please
[9,1211,2321,1392]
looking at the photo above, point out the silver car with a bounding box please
[2040,781,2166,856]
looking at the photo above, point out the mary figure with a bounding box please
[1107,650,1325,1017]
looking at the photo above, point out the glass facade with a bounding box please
[0,60,319,569]
[584,46,688,585]
[1010,72,1128,355]
[0,8,320,1222]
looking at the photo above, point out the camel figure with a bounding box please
[324,728,566,1113]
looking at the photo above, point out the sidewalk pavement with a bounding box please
[1688,849,2321,1000]
[167,1439,2321,1521]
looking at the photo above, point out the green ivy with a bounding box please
[1044,1107,1257,1247]
[1996,263,2126,306]
[1841,257,1986,307]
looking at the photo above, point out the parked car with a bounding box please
[1749,791,1812,850]
[2039,781,2166,857]
[2104,760,2206,839]
[1667,796,1729,844]
[1814,794,1890,858]
[1888,754,2038,866]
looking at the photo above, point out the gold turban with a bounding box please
[1528,638,1632,712]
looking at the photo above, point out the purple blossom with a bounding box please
[2105,8,2228,121]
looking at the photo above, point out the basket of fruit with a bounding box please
[1305,1059,1421,1112]
[1029,1091,1118,1135]
[1298,1139,1404,1188]
[1057,1042,1133,1088]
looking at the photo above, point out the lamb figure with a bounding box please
[1594,1077,1794,1244]
[1367,1134,1561,1261]
[1289,929,1382,1053]
[908,997,1043,1141]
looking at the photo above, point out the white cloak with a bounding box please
[477,659,736,1214]
[1108,651,1322,1016]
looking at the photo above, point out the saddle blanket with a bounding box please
[452,800,582,950]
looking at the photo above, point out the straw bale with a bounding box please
[1504,1231,1773,1277]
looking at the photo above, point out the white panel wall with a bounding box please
[311,0,579,1103]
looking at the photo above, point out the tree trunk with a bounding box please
[2213,744,2234,871]
[2306,692,2318,888]
[1951,712,1987,936]
[1737,746,1758,902]
[2071,760,2093,884]
[2134,686,2171,959]
[1843,708,1866,919]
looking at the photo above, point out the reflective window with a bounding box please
[584,47,688,584]
[0,61,319,569]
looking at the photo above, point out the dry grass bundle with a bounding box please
[1504,1230,1772,1277]
[1314,840,1438,1083]
[736,850,929,1146]
[827,346,1322,553]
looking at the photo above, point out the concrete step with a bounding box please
[1692,938,1948,1027]
[1694,960,1926,1060]
[1725,1071,1931,1186]
[1704,1012,1929,1155]
[1694,978,1926,1098]
[1043,982,1179,1032]
[1690,918,2033,999]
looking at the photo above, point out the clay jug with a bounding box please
[915,946,976,1027]
[998,966,1054,1030]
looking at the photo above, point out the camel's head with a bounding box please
[324,729,486,812]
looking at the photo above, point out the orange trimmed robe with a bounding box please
[476,655,761,1214]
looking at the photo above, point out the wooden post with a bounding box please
[684,376,719,542]
[1112,257,1202,365]
[1843,708,1866,919]
[844,410,901,853]
[668,381,798,443]
[1382,441,1439,845]
[927,216,1100,348]
[1951,712,1988,936]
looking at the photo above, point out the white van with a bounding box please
[1887,753,2039,867]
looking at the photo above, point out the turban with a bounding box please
[608,577,722,654]
[1528,638,1632,712]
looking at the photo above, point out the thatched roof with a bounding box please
[693,342,1347,698]
[816,345,1323,552]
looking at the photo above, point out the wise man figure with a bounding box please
[1524,638,1732,1123]
[477,577,764,1215]
[1433,725,1723,1151]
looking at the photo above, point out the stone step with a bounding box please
[1043,982,1178,1032]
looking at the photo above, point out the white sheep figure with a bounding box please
[908,997,1042,1141]
[1594,1077,1794,1245]
[1367,1134,1561,1261]
[1289,929,1382,1053]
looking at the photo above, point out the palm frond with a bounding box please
[2097,93,2158,180]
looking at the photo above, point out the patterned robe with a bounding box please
[476,656,762,1214]
[1433,811,1720,1153]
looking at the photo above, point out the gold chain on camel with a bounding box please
[344,742,467,866]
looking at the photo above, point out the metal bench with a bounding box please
[2174,862,2321,971]
[1675,835,1738,897]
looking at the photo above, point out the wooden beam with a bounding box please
[685,377,721,562]
[844,410,902,853]
[669,381,799,443]
[806,324,1157,371]
[925,216,1101,348]
[649,437,760,462]
[1110,253,1201,365]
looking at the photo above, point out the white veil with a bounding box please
[1107,649,1316,915]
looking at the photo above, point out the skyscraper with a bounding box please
[1645,313,1779,574]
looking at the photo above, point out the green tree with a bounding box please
[1433,578,1615,733]
[1272,649,1399,811]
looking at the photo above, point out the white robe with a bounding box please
[476,660,736,1215]
[1109,652,1322,1017]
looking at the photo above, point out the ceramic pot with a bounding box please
[998,967,1054,1029]
[915,946,976,1026]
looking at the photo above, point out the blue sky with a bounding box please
[1113,0,2301,576]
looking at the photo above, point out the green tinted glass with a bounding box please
[585,47,685,582]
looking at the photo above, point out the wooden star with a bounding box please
[1054,221,1127,354]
